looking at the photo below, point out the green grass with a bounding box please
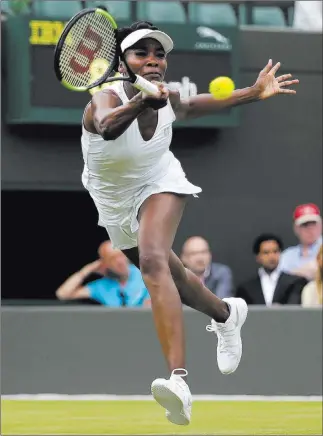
[2,400,322,435]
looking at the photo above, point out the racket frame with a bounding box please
[54,7,118,92]
[54,7,159,95]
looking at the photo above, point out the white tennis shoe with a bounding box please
[151,369,192,425]
[206,297,248,374]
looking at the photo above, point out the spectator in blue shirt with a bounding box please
[56,241,150,307]
[280,203,322,280]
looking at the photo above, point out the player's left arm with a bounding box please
[171,59,299,120]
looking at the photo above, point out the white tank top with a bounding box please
[81,81,176,203]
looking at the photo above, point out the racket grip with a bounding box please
[133,75,159,95]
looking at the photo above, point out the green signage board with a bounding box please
[4,16,240,127]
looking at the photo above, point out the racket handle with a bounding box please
[133,75,159,95]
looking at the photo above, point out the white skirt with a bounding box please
[89,157,202,250]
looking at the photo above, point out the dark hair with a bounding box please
[117,21,158,45]
[252,233,284,255]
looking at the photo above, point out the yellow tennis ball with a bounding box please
[209,76,235,100]
[89,58,109,77]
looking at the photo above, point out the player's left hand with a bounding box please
[253,59,299,100]
[141,81,169,110]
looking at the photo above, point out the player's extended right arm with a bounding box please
[91,90,148,140]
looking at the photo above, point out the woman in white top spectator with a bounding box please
[302,245,322,307]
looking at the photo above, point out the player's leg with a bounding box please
[169,251,229,319]
[123,246,230,319]
[123,246,229,319]
[169,250,248,375]
[136,192,191,425]
[122,207,247,376]
[137,193,186,373]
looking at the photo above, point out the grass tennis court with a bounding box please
[2,399,322,435]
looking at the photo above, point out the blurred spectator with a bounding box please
[181,236,233,298]
[301,245,323,307]
[280,203,322,280]
[236,234,307,306]
[56,241,150,307]
[293,1,322,32]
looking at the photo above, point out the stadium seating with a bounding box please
[252,6,286,26]
[86,1,131,20]
[32,1,82,18]
[2,1,294,28]
[239,4,286,27]
[1,0,31,15]
[0,1,11,14]
[188,2,237,26]
[136,1,186,23]
[287,5,295,26]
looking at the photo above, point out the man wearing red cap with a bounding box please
[280,203,322,280]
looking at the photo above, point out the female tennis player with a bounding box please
[81,21,299,425]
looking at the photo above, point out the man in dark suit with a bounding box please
[236,234,307,305]
[181,236,233,299]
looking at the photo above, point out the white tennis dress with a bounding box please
[81,81,202,249]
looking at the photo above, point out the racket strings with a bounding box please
[59,13,117,88]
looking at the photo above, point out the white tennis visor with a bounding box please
[120,29,174,54]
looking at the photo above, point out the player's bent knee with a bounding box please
[139,250,169,282]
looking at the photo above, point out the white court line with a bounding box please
[2,394,322,401]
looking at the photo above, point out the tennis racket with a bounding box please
[54,7,159,95]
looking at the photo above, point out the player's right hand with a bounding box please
[141,82,169,110]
